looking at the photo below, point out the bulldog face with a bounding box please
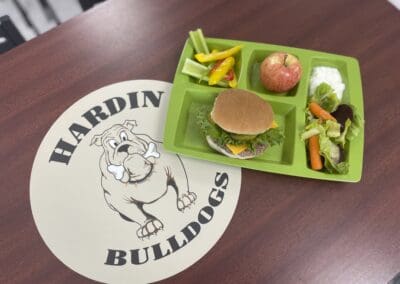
[91,121,160,183]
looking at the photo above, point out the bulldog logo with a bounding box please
[91,120,197,239]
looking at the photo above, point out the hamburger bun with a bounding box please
[210,89,274,135]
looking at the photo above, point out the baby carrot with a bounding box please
[309,102,337,121]
[309,135,323,170]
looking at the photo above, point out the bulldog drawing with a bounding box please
[91,120,196,239]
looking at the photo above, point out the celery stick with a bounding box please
[182,58,228,87]
[196,29,209,54]
[182,58,208,78]
[189,28,209,54]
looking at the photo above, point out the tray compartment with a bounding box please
[173,89,217,152]
[301,57,360,180]
[180,38,243,89]
[308,57,350,104]
[173,88,297,165]
[246,49,307,97]
[253,101,297,165]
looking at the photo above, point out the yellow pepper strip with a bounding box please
[208,57,235,85]
[271,120,278,128]
[195,45,242,63]
[228,70,237,88]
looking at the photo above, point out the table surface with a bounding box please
[1,0,400,283]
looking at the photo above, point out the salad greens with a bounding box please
[333,119,351,148]
[310,82,340,112]
[301,119,341,141]
[319,135,349,174]
[346,111,363,140]
[303,82,363,174]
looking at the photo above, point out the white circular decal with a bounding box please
[30,80,242,283]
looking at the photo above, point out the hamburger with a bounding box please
[196,89,284,159]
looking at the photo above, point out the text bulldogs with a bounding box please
[105,172,229,266]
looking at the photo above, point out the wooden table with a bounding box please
[1,0,400,283]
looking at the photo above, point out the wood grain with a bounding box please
[1,0,400,283]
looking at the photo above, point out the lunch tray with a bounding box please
[163,37,364,182]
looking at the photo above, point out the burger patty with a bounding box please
[224,143,267,157]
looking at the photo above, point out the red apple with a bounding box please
[260,52,302,92]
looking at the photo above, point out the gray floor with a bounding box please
[0,0,82,40]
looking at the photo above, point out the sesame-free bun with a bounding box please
[210,89,274,135]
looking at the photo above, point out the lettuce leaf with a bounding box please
[301,119,341,140]
[346,110,363,141]
[255,128,285,148]
[324,158,349,174]
[305,108,314,123]
[195,105,221,139]
[311,83,340,112]
[301,120,324,140]
[195,105,284,152]
[319,132,348,174]
[334,119,352,148]
[325,120,341,138]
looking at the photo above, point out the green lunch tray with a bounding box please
[163,37,364,182]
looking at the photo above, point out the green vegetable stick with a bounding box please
[182,58,228,87]
[189,29,209,54]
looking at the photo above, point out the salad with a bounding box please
[301,67,363,174]
[181,29,241,88]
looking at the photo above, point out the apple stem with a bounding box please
[283,53,288,67]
